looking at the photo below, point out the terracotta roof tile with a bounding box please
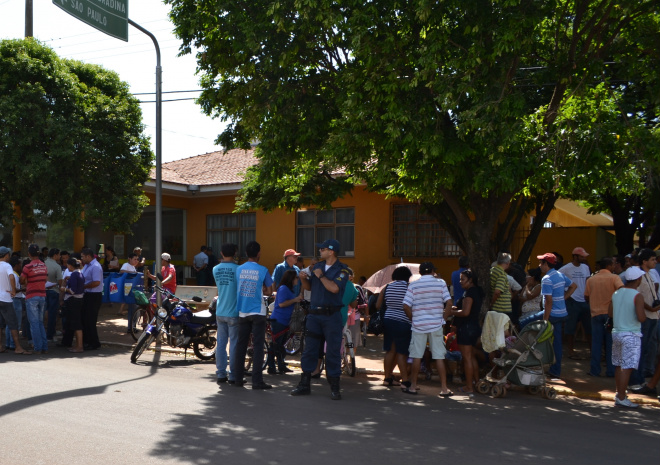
[149,148,256,186]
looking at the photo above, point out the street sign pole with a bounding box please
[51,1,162,286]
[128,19,163,300]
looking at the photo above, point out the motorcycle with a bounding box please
[130,277,217,363]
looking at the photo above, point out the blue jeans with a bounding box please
[520,311,565,377]
[590,314,614,377]
[5,298,24,349]
[215,316,239,381]
[26,296,47,352]
[46,291,60,340]
[630,318,658,385]
[301,312,343,378]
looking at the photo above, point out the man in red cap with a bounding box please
[520,252,577,379]
[272,249,302,296]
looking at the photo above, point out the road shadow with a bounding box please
[148,373,660,464]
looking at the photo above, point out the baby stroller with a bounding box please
[476,317,558,400]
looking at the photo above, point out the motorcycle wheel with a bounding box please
[284,331,304,356]
[193,327,217,360]
[131,331,156,363]
[129,307,150,342]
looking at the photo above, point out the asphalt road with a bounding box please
[1,348,659,465]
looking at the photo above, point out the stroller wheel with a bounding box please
[543,387,557,400]
[527,386,541,395]
[490,385,503,398]
[476,380,490,395]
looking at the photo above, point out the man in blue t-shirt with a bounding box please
[213,243,239,385]
[231,241,273,389]
[539,253,576,378]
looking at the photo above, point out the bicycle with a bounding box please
[341,321,356,377]
[129,289,158,342]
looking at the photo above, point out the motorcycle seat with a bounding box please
[191,310,216,325]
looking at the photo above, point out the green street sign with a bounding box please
[52,0,128,42]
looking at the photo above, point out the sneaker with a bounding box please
[630,383,658,396]
[216,377,228,385]
[628,384,643,391]
[615,396,639,408]
[252,382,273,390]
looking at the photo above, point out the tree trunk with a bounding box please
[516,192,558,266]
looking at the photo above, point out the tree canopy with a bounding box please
[167,0,660,288]
[0,38,153,234]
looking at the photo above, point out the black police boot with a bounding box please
[291,372,312,396]
[328,377,342,400]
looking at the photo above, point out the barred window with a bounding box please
[392,204,460,258]
[207,213,256,259]
[297,208,355,257]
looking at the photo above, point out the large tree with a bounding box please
[0,38,153,235]
[167,0,659,291]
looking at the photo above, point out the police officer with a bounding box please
[291,239,349,400]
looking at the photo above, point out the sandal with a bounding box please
[14,350,32,355]
[439,390,454,397]
[457,386,474,394]
[401,385,418,395]
[383,377,401,387]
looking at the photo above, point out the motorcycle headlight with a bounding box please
[158,308,168,319]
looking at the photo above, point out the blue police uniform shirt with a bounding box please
[309,260,349,308]
[236,261,273,316]
[272,261,301,295]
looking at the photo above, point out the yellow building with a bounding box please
[82,148,614,282]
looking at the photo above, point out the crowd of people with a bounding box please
[211,239,366,400]
[5,238,658,408]
[0,244,147,355]
[369,247,660,408]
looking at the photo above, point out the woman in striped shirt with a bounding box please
[376,266,413,387]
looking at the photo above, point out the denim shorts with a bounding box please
[383,318,412,355]
[456,323,481,346]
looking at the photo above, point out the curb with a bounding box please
[103,339,660,406]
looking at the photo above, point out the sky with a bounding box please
[0,0,225,163]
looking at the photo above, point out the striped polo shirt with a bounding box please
[490,265,511,313]
[403,275,451,333]
[21,259,48,299]
[541,268,572,318]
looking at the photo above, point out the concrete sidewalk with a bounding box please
[97,303,659,407]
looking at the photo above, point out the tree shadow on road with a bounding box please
[148,373,660,465]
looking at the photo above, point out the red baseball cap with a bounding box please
[572,247,589,257]
[283,249,301,257]
[537,253,557,265]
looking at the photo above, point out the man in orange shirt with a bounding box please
[584,257,624,377]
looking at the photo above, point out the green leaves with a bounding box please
[0,39,153,233]
[167,0,659,255]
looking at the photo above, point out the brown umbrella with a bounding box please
[363,263,421,293]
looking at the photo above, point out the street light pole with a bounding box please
[25,0,33,37]
[128,19,162,292]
